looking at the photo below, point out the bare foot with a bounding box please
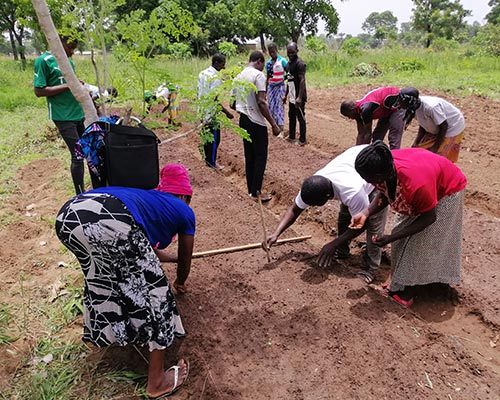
[147,359,189,398]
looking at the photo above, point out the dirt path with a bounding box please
[1,86,499,399]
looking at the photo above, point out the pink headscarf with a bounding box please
[156,164,193,196]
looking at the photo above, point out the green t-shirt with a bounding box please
[33,52,84,121]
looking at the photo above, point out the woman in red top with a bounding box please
[350,141,467,306]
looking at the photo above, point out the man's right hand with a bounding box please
[263,234,278,250]
[349,212,368,230]
[271,124,281,136]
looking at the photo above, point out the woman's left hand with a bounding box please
[372,234,391,247]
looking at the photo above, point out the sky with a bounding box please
[323,0,492,36]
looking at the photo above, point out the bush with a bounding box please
[305,35,327,53]
[471,24,500,56]
[341,38,363,56]
[393,58,424,71]
[429,38,459,52]
[218,41,237,58]
[350,62,381,77]
[166,42,192,59]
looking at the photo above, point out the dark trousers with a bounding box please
[288,102,306,143]
[203,122,221,167]
[371,109,405,150]
[337,191,388,271]
[239,113,268,196]
[54,119,95,194]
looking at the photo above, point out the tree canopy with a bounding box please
[361,10,398,47]
[486,0,500,24]
[411,0,471,47]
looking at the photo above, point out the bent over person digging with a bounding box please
[55,164,195,397]
[351,141,467,307]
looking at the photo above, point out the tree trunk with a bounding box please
[259,32,267,53]
[14,27,27,70]
[426,24,432,48]
[8,30,18,60]
[31,0,98,125]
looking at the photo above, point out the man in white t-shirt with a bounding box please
[197,53,234,170]
[264,145,387,282]
[398,87,465,163]
[231,51,280,202]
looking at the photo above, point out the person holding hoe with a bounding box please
[55,164,195,398]
[264,145,387,283]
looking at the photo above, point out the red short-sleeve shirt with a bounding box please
[375,148,467,215]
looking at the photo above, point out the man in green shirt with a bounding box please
[34,36,87,194]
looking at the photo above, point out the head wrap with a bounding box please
[355,141,394,179]
[396,87,420,129]
[157,164,193,196]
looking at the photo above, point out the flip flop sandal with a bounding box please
[147,359,190,399]
[357,270,374,284]
[389,293,414,308]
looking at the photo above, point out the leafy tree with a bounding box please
[0,0,27,65]
[114,1,197,114]
[201,0,253,43]
[305,35,327,52]
[341,37,363,56]
[398,21,424,46]
[362,11,398,37]
[411,0,471,48]
[264,0,339,43]
[166,42,192,58]
[218,41,237,57]
[486,0,500,24]
[471,23,500,55]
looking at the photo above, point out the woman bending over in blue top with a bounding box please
[55,164,195,398]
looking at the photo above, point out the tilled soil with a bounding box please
[0,85,498,399]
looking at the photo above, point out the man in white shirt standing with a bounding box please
[264,145,388,283]
[198,54,234,170]
[232,51,281,202]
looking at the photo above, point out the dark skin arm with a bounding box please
[372,208,436,247]
[412,126,427,147]
[294,72,306,107]
[317,225,366,268]
[34,84,70,97]
[429,120,448,153]
[355,118,373,145]
[154,233,194,294]
[350,191,390,229]
[356,102,378,144]
[264,202,367,269]
[257,91,281,135]
[264,203,303,248]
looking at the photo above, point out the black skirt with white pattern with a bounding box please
[55,193,185,351]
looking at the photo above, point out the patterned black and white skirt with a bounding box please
[55,193,185,351]
[389,190,465,292]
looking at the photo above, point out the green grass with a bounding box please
[302,47,500,98]
[0,303,16,345]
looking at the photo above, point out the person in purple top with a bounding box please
[55,164,195,398]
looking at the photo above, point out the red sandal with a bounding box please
[389,293,414,308]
